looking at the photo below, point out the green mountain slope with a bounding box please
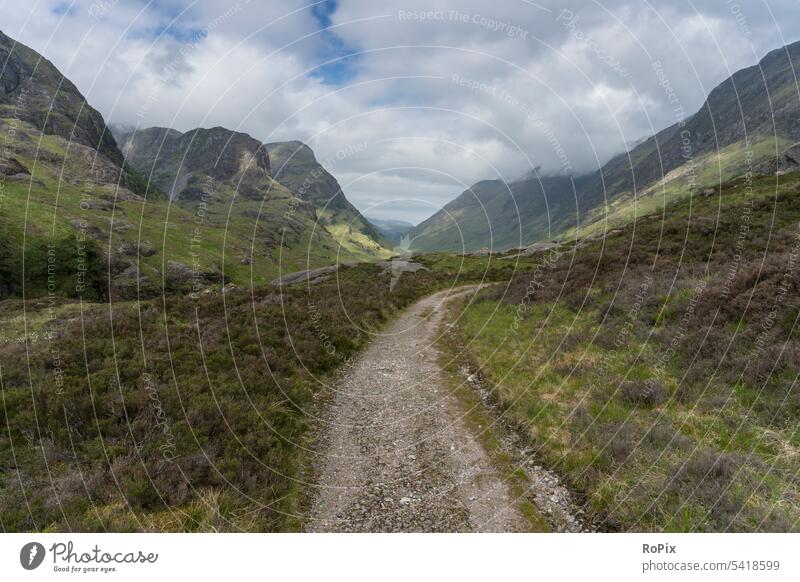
[0,30,143,191]
[265,140,391,257]
[409,175,583,252]
[411,40,800,252]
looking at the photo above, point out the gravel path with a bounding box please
[306,286,529,532]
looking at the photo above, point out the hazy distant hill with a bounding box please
[366,217,415,245]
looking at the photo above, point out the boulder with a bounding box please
[375,260,429,274]
[69,219,106,240]
[0,157,28,176]
[109,265,158,300]
[271,264,339,286]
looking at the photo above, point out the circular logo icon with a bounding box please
[20,542,46,570]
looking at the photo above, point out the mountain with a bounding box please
[366,217,415,245]
[265,140,390,255]
[119,126,273,200]
[409,174,583,252]
[118,131,390,259]
[0,31,389,302]
[0,30,143,192]
[411,40,800,252]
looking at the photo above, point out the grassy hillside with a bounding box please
[563,135,793,241]
[0,258,521,532]
[409,175,580,252]
[0,119,387,301]
[441,172,800,531]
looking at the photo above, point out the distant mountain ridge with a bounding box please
[265,140,390,252]
[119,126,272,200]
[410,39,800,252]
[118,129,389,256]
[366,217,415,245]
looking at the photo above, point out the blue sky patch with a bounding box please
[310,0,359,85]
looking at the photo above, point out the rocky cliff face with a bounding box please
[0,31,391,302]
[119,126,272,200]
[120,128,391,260]
[265,140,387,247]
[0,30,123,165]
[266,141,348,210]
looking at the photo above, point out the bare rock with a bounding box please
[375,260,429,274]
[271,264,340,286]
[138,241,157,257]
[0,156,28,176]
[69,219,106,240]
[109,265,158,300]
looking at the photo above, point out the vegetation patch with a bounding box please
[0,256,522,532]
[446,174,800,531]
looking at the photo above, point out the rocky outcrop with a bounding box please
[118,126,271,200]
[270,264,340,286]
[109,265,158,300]
[756,143,800,175]
[0,156,28,176]
[500,241,560,260]
[375,260,429,274]
[164,260,227,290]
[0,30,123,165]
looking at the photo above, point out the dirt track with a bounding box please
[305,286,530,532]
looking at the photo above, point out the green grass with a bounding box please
[440,172,800,532]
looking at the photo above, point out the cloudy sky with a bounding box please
[2,0,798,223]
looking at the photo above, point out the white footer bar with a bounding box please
[1,533,797,581]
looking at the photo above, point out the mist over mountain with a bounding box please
[410,40,800,252]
